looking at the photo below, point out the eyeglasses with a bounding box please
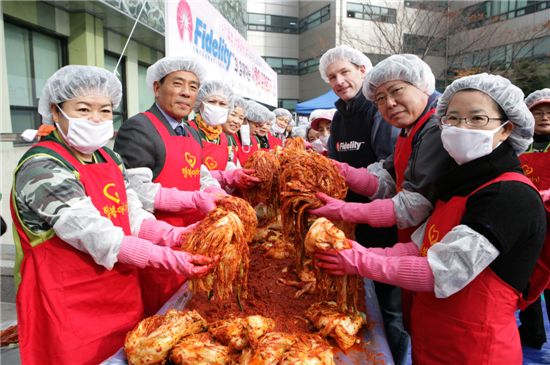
[374,85,407,106]
[439,115,505,128]
[532,111,550,119]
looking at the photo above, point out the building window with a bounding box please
[4,21,65,134]
[449,35,550,72]
[138,63,154,112]
[263,57,299,75]
[403,34,446,56]
[462,0,550,30]
[299,5,330,33]
[299,57,321,75]
[347,3,397,23]
[104,52,127,130]
[278,99,298,111]
[404,0,448,11]
[247,13,298,34]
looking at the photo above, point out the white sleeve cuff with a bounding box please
[427,224,500,298]
[125,167,160,212]
[53,197,124,270]
[367,161,396,199]
[392,190,433,229]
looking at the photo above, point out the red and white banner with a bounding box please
[165,0,278,106]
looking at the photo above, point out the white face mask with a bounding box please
[311,138,325,153]
[201,102,229,126]
[319,134,330,148]
[240,124,251,146]
[272,123,286,135]
[56,105,114,155]
[441,122,508,165]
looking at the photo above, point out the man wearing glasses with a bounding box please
[311,54,454,365]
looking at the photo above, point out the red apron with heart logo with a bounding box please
[141,111,203,315]
[11,140,142,365]
[412,172,535,364]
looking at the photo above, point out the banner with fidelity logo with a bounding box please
[165,0,278,107]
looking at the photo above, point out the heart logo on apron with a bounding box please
[103,183,121,204]
[205,156,218,170]
[185,152,197,168]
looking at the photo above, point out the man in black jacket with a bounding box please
[318,45,407,364]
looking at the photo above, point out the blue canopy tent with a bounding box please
[295,90,338,115]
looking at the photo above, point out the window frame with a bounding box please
[4,18,67,143]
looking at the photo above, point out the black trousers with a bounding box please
[519,289,550,349]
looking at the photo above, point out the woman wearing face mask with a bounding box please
[517,88,550,349]
[189,80,233,171]
[222,95,248,166]
[10,66,216,365]
[309,108,336,154]
[271,108,293,146]
[315,73,546,364]
[189,81,260,193]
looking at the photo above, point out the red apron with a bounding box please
[267,132,283,149]
[519,150,550,297]
[201,132,229,171]
[11,141,142,365]
[393,108,435,243]
[392,109,435,330]
[236,133,259,166]
[141,112,202,315]
[412,172,534,364]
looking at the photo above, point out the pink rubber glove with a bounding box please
[308,192,397,227]
[540,188,550,203]
[366,241,420,257]
[333,160,378,197]
[314,242,434,292]
[139,219,198,247]
[154,187,217,214]
[117,236,215,278]
[203,185,228,195]
[211,168,261,190]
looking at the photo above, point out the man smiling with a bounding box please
[318,45,403,363]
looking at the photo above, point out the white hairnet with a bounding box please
[291,126,307,139]
[362,54,435,101]
[245,101,274,124]
[273,108,293,120]
[197,80,233,105]
[525,88,550,110]
[38,65,122,125]
[229,95,248,113]
[146,56,206,90]
[436,73,534,155]
[319,45,373,83]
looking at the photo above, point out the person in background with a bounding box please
[518,88,550,349]
[187,80,260,193]
[316,45,404,364]
[315,73,546,365]
[271,108,293,145]
[235,100,262,166]
[247,102,277,151]
[11,65,215,364]
[309,108,336,154]
[222,95,248,167]
[306,126,319,143]
[114,56,223,314]
[189,90,258,192]
[188,80,233,171]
